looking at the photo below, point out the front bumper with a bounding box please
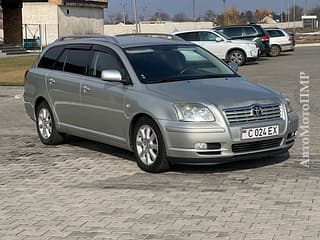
[160,112,298,164]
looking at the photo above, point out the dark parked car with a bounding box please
[215,24,270,56]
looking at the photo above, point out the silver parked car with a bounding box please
[24,35,298,173]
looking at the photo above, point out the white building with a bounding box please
[22,0,108,47]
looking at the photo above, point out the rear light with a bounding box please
[261,35,269,41]
[288,36,293,42]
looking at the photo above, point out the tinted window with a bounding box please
[223,27,242,37]
[177,32,200,41]
[267,30,285,37]
[199,32,218,41]
[38,46,63,69]
[243,27,257,36]
[125,45,236,84]
[89,51,124,78]
[64,49,90,75]
[54,50,67,71]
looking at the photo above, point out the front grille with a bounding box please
[232,138,282,153]
[224,104,282,125]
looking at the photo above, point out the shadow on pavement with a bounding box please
[66,135,290,174]
[172,152,290,174]
[66,136,136,162]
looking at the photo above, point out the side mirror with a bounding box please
[215,37,223,42]
[228,62,239,72]
[101,70,123,82]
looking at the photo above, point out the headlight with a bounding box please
[173,103,215,122]
[249,43,257,47]
[282,93,293,113]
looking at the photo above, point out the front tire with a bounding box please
[133,117,171,173]
[36,101,64,145]
[227,50,246,66]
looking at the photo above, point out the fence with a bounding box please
[104,21,213,36]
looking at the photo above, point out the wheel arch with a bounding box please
[34,96,49,113]
[128,113,167,152]
[226,48,247,62]
[271,44,282,51]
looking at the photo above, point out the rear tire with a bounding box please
[36,101,64,145]
[133,117,171,173]
[268,45,281,57]
[227,50,246,66]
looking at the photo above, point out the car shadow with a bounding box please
[65,136,290,174]
[172,152,290,174]
[65,136,136,162]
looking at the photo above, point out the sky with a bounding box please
[104,0,319,20]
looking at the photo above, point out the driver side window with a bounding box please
[199,32,218,41]
[89,51,124,78]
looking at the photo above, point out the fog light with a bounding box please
[195,143,207,150]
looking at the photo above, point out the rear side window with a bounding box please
[267,30,285,37]
[64,49,90,75]
[177,32,200,41]
[38,46,63,69]
[223,27,242,38]
[243,27,257,36]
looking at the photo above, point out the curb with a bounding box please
[296,43,320,47]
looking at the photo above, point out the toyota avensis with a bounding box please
[24,35,298,173]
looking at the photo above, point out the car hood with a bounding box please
[145,77,281,109]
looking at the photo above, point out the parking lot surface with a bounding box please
[0,46,320,240]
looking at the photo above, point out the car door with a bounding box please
[79,45,128,143]
[46,45,91,128]
[198,31,227,59]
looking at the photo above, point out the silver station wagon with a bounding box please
[24,35,298,173]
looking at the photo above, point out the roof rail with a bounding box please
[56,35,120,45]
[116,33,184,41]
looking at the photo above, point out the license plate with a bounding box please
[241,125,279,140]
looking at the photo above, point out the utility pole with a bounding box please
[193,0,196,21]
[133,0,139,33]
[280,0,283,22]
[142,6,147,22]
[222,0,226,25]
[121,1,127,24]
[304,0,308,15]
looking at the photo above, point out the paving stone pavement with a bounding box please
[0,47,320,240]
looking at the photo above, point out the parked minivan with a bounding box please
[24,35,298,173]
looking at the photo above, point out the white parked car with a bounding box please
[173,29,259,66]
[265,28,295,57]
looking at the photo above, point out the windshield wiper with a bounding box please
[143,74,237,84]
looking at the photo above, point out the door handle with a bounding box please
[82,85,91,93]
[48,78,55,85]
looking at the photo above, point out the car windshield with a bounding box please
[215,31,232,40]
[125,45,237,84]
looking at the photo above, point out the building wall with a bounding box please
[57,6,104,36]
[22,2,59,46]
[104,22,213,36]
[261,21,303,29]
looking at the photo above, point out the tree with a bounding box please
[289,5,304,21]
[172,12,189,22]
[254,9,273,23]
[150,11,171,22]
[310,6,320,20]
[223,7,240,25]
[203,9,216,22]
